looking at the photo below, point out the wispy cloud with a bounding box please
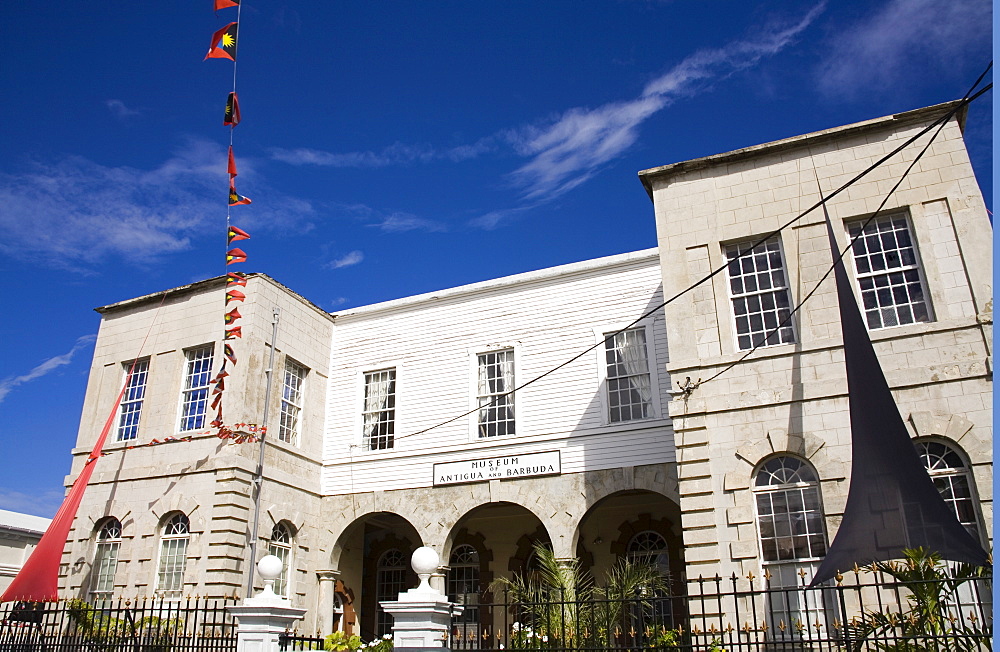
[106,99,139,118]
[468,204,539,230]
[0,334,97,403]
[369,212,446,233]
[327,250,364,269]
[816,0,991,100]
[507,4,825,199]
[0,487,64,518]
[0,139,317,270]
[271,138,495,168]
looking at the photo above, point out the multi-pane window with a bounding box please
[725,237,795,351]
[278,359,306,444]
[376,549,407,637]
[448,545,481,631]
[477,349,515,438]
[916,440,981,539]
[626,530,670,576]
[848,213,931,329]
[753,457,833,634]
[91,518,122,598]
[155,513,190,599]
[117,359,149,441]
[605,328,653,423]
[267,522,293,596]
[179,346,214,431]
[363,369,396,450]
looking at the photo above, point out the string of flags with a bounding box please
[205,0,253,441]
[94,423,269,460]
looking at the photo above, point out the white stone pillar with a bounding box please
[228,555,307,652]
[316,569,339,635]
[381,547,463,651]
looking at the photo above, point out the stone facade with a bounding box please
[640,101,992,581]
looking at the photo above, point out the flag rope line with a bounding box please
[394,63,992,443]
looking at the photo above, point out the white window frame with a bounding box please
[723,236,796,352]
[594,321,662,425]
[846,211,933,330]
[91,518,122,598]
[277,358,307,445]
[117,358,150,441]
[178,345,214,432]
[155,513,190,599]
[354,362,402,452]
[468,343,522,441]
[267,522,294,597]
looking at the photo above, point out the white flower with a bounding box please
[499,646,505,650]
[542,636,549,643]
[512,622,521,632]
[383,634,392,639]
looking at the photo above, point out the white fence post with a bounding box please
[228,555,307,652]
[380,547,463,652]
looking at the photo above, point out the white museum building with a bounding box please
[53,101,991,636]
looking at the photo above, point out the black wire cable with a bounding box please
[395,65,992,443]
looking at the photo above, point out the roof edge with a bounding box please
[637,100,965,200]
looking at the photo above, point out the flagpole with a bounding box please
[245,305,280,597]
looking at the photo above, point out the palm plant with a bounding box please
[845,547,991,652]
[489,542,670,650]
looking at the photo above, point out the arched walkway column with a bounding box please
[316,569,339,635]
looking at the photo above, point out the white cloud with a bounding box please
[370,212,446,233]
[106,99,139,118]
[270,138,495,168]
[817,0,991,99]
[0,139,317,270]
[468,204,538,230]
[0,334,97,403]
[327,250,364,269]
[507,4,825,199]
[0,487,65,518]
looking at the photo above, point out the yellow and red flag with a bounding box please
[205,22,239,61]
[224,92,241,126]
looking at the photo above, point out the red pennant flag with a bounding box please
[228,146,238,177]
[205,22,238,61]
[229,182,252,206]
[227,271,248,287]
[224,344,237,364]
[224,326,242,340]
[212,378,226,394]
[224,92,241,126]
[226,289,246,305]
[228,225,251,243]
[226,249,247,265]
[215,0,240,10]
[211,392,223,409]
[224,307,242,324]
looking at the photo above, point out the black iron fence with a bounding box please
[450,567,992,651]
[0,596,238,652]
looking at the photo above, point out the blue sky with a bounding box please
[0,1,992,518]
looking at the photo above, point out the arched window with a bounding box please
[448,545,480,628]
[916,440,982,539]
[626,530,670,576]
[155,513,190,598]
[267,522,293,596]
[753,456,832,634]
[376,549,407,637]
[91,518,122,598]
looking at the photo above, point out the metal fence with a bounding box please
[0,596,238,652]
[449,567,992,651]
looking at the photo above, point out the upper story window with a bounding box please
[848,213,931,330]
[363,368,396,450]
[724,237,795,351]
[753,456,827,564]
[916,440,981,539]
[117,358,149,441]
[91,518,122,598]
[604,328,653,423]
[179,346,214,431]
[278,359,306,445]
[155,513,190,599]
[477,349,515,438]
[267,522,293,597]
